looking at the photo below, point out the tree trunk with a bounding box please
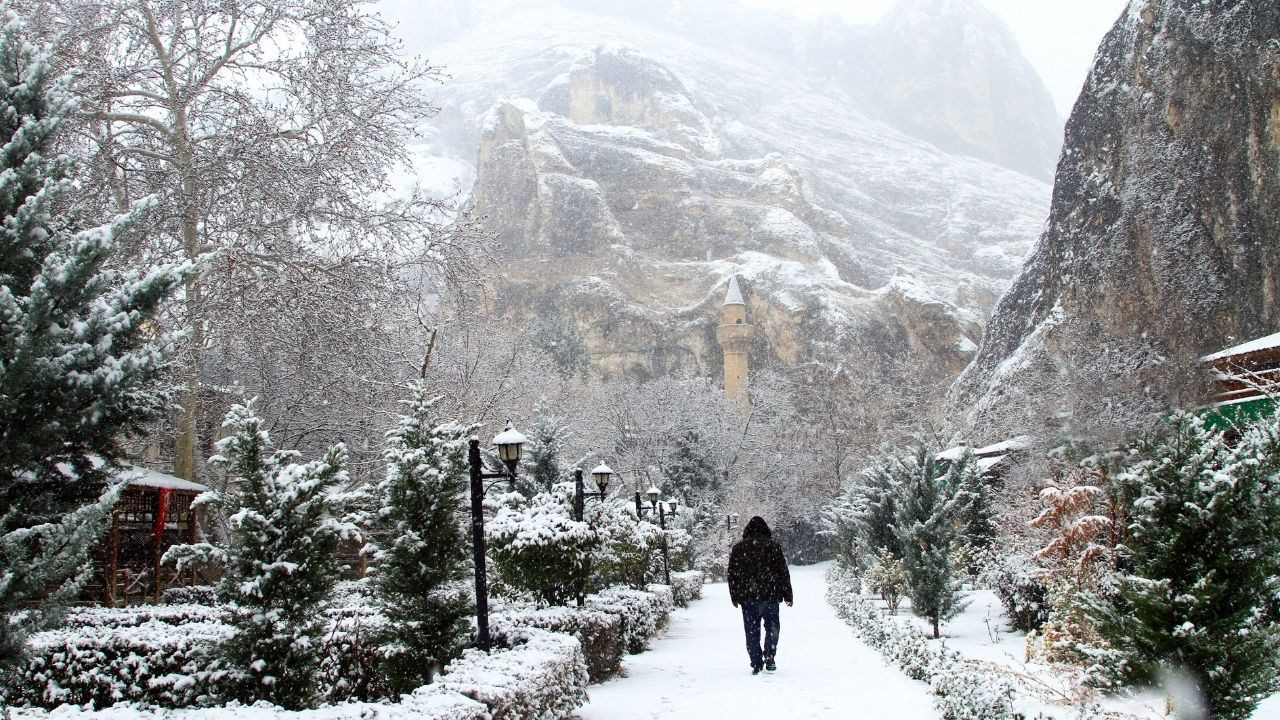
[932,614,940,639]
[167,45,203,482]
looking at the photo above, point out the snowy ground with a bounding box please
[575,563,940,720]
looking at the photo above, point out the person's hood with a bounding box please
[743,515,771,539]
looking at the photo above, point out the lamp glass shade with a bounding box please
[646,485,661,505]
[492,422,527,463]
[666,500,678,514]
[591,463,614,491]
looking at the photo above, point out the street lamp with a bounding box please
[726,512,740,532]
[468,421,526,651]
[635,485,679,585]
[573,463,614,607]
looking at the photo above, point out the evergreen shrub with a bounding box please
[585,585,673,654]
[491,606,623,683]
[670,570,705,607]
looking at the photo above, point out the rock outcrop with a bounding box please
[403,0,1057,384]
[947,0,1280,437]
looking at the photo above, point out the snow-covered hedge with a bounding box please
[670,570,704,608]
[58,603,222,629]
[585,585,673,655]
[13,622,586,720]
[426,627,588,720]
[7,691,487,720]
[161,585,218,606]
[491,605,622,682]
[15,614,235,708]
[824,564,1017,720]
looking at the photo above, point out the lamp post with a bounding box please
[635,485,679,585]
[469,421,526,652]
[573,463,613,607]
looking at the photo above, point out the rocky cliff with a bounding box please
[947,0,1280,437]
[400,0,1058,383]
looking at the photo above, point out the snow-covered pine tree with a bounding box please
[856,458,905,562]
[519,402,574,495]
[819,493,863,571]
[821,451,908,575]
[958,471,995,555]
[1076,412,1280,720]
[0,7,188,675]
[370,384,474,693]
[173,402,357,709]
[893,444,970,638]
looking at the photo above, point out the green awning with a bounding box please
[1200,396,1278,432]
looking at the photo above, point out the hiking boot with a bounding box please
[765,657,776,671]
[751,664,762,675]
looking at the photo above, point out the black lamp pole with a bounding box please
[635,489,677,585]
[659,501,671,586]
[468,427,523,652]
[573,467,611,607]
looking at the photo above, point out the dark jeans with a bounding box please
[740,600,780,668]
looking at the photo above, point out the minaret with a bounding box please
[716,276,752,408]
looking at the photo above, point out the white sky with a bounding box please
[742,0,1132,117]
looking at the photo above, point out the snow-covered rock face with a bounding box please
[406,0,1055,380]
[947,0,1280,436]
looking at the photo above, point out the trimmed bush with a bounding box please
[8,692,487,720]
[585,585,672,654]
[426,627,589,720]
[491,606,622,683]
[670,571,705,608]
[162,585,219,606]
[824,564,1014,719]
[59,604,221,629]
[584,586,671,655]
[984,559,1049,633]
[17,617,234,708]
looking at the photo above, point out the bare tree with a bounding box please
[34,0,489,479]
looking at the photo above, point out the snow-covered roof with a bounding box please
[935,436,1028,465]
[122,466,209,493]
[1208,394,1277,410]
[974,436,1030,456]
[723,276,745,306]
[976,455,1006,473]
[1202,332,1280,362]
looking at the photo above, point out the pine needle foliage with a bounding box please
[1076,411,1280,720]
[892,444,975,638]
[370,384,474,693]
[518,401,574,496]
[0,5,187,677]
[181,402,357,710]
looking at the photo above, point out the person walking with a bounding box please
[727,515,793,675]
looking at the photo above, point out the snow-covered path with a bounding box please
[575,563,939,719]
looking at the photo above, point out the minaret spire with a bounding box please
[716,275,751,409]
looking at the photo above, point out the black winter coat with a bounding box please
[727,516,793,605]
